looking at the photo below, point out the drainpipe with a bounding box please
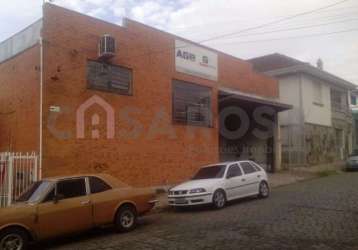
[39,26,44,180]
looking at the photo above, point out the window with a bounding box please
[89,176,112,194]
[87,60,132,95]
[192,165,226,180]
[172,80,212,127]
[43,188,55,203]
[16,181,52,203]
[240,162,257,174]
[56,178,86,200]
[331,89,345,112]
[351,95,357,106]
[226,164,242,178]
[250,161,262,171]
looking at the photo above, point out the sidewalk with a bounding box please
[152,163,344,211]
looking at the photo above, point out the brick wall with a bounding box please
[0,46,40,153]
[41,4,278,187]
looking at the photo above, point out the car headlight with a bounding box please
[189,188,206,194]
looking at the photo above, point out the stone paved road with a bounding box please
[37,172,358,250]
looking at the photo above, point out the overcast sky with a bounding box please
[1,0,357,85]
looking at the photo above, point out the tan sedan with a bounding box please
[0,174,157,250]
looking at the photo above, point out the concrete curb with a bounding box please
[149,169,345,214]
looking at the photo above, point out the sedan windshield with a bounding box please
[192,165,226,180]
[16,181,53,203]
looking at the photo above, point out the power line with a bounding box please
[113,0,355,60]
[171,5,358,33]
[43,26,358,75]
[42,0,355,65]
[215,28,358,45]
[176,10,358,41]
[214,18,358,41]
[198,0,352,44]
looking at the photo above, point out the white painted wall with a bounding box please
[301,75,332,126]
[278,74,332,127]
[278,75,302,126]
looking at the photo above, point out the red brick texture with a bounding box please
[0,46,40,153]
[1,4,279,187]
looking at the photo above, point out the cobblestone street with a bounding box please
[39,172,358,250]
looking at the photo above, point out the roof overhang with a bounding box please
[219,87,292,112]
[263,65,357,90]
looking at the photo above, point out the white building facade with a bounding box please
[249,54,356,167]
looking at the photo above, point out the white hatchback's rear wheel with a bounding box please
[258,181,270,198]
[212,190,226,209]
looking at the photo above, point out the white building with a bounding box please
[350,89,358,150]
[249,54,356,167]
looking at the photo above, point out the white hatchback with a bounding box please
[168,161,269,209]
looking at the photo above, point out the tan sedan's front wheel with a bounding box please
[115,205,138,233]
[0,228,28,250]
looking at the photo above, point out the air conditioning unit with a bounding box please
[98,34,115,60]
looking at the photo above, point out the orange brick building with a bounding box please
[0,4,290,187]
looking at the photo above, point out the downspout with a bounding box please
[39,22,44,180]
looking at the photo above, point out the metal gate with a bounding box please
[0,152,39,207]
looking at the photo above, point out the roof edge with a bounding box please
[264,64,356,89]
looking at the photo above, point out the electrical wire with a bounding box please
[40,0,356,66]
[211,18,358,41]
[173,9,358,42]
[198,0,352,44]
[215,28,358,45]
[42,26,358,76]
[113,0,356,59]
[171,6,358,33]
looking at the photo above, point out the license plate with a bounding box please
[175,198,187,204]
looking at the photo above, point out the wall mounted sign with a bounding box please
[175,40,218,81]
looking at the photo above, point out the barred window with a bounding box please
[172,80,212,127]
[87,60,132,95]
[331,89,345,112]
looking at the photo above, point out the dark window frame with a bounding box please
[331,89,346,113]
[226,163,243,178]
[172,79,213,128]
[89,176,112,194]
[240,162,258,175]
[55,178,87,200]
[250,161,262,171]
[87,59,133,96]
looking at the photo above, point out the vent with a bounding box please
[98,34,115,60]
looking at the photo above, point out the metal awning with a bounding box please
[219,87,292,112]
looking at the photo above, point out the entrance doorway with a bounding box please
[218,89,291,173]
